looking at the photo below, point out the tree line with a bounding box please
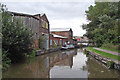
[82,2,119,50]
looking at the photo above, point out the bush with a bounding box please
[107,61,114,69]
[29,50,36,58]
[2,8,33,63]
[102,43,119,52]
[2,50,11,71]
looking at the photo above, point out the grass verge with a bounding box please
[88,47,120,61]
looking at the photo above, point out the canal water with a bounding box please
[2,48,120,78]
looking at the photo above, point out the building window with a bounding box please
[55,40,58,45]
[50,40,52,45]
[41,19,48,29]
[63,40,65,45]
[59,39,62,45]
[46,22,48,29]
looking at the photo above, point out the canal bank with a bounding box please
[35,45,81,56]
[2,48,120,78]
[85,48,120,71]
[35,48,61,56]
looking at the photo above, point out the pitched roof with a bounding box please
[40,13,49,23]
[50,28,71,32]
[9,11,49,22]
[8,11,39,20]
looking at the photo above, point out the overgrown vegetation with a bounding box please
[39,36,46,49]
[29,50,36,58]
[51,41,59,48]
[107,61,114,69]
[2,50,11,71]
[88,47,120,61]
[100,43,119,53]
[1,3,33,71]
[82,2,119,48]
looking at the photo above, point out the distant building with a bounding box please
[73,36,89,42]
[50,33,68,48]
[50,28,73,44]
[50,28,73,39]
[82,36,89,42]
[73,36,82,42]
[10,11,50,49]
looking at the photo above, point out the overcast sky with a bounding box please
[2,0,95,36]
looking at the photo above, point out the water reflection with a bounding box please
[50,49,77,68]
[50,49,88,78]
[3,49,120,78]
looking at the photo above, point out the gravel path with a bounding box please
[93,47,120,56]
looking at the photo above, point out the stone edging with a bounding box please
[35,48,60,56]
[84,48,120,71]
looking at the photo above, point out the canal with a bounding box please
[2,48,120,78]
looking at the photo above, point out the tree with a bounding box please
[82,2,119,47]
[1,3,33,63]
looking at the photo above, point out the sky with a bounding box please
[2,0,95,36]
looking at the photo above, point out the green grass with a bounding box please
[100,47,119,53]
[88,47,120,61]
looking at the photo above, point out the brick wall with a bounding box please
[50,34,68,48]
[51,30,73,40]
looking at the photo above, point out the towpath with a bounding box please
[93,47,120,56]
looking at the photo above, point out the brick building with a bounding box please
[50,28,73,39]
[50,28,73,45]
[34,14,50,49]
[10,11,50,49]
[50,34,68,48]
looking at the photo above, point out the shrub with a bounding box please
[107,61,114,69]
[2,9,33,63]
[2,50,11,71]
[102,43,119,52]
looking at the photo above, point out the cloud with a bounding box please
[2,1,95,36]
[50,18,88,36]
[1,0,95,2]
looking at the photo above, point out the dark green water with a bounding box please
[2,48,120,78]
